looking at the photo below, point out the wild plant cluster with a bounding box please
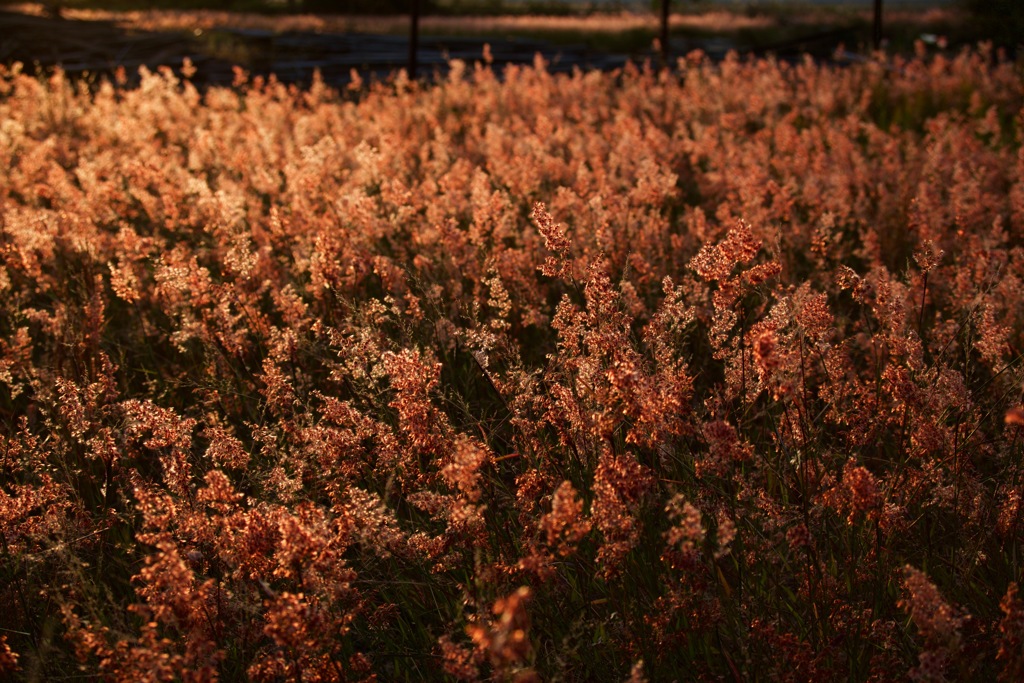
[0,46,1023,681]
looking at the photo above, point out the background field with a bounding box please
[1,0,1012,89]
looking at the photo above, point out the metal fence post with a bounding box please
[409,0,420,79]
[660,0,670,62]
[873,0,883,50]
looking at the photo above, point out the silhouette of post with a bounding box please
[660,0,670,62]
[873,0,883,50]
[409,0,420,79]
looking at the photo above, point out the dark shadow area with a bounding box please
[0,9,234,83]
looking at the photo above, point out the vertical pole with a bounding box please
[873,0,883,50]
[409,0,420,80]
[660,0,670,63]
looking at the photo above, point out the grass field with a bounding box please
[0,38,1023,682]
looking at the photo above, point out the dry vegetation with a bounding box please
[1,44,1024,681]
